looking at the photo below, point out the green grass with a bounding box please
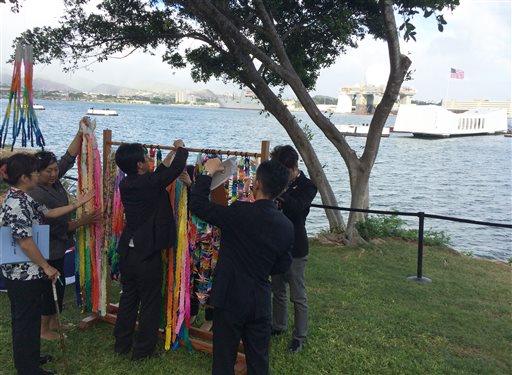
[1,240,510,374]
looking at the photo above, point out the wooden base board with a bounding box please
[79,304,247,375]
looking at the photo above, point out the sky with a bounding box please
[0,0,510,101]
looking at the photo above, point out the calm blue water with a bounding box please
[2,99,511,261]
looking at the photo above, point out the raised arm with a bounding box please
[58,118,84,178]
[161,139,184,167]
[67,118,84,157]
[190,175,234,229]
[149,141,188,189]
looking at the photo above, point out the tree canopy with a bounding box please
[11,0,457,90]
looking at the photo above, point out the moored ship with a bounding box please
[217,90,264,110]
[335,124,390,137]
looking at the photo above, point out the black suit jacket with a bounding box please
[277,171,317,258]
[117,147,188,260]
[190,175,294,317]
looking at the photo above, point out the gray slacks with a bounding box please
[271,256,308,342]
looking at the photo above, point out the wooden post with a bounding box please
[103,129,112,176]
[80,128,113,329]
[102,129,112,312]
[260,140,270,161]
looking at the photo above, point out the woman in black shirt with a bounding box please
[30,119,100,340]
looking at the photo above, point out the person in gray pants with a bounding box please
[270,145,318,353]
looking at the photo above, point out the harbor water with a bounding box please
[2,99,511,261]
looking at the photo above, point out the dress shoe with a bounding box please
[39,355,53,365]
[288,338,304,353]
[114,342,132,355]
[34,368,57,375]
[131,351,160,361]
[271,328,286,336]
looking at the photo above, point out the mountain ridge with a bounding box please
[0,74,218,98]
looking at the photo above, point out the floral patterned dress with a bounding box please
[0,187,48,281]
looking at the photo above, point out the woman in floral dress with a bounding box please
[0,153,92,375]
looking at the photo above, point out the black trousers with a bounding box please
[113,248,162,358]
[5,277,45,375]
[41,257,65,315]
[213,305,271,375]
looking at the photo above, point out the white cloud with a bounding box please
[313,0,511,101]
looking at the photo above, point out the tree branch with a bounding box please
[250,0,357,166]
[381,0,402,76]
[252,0,293,70]
[187,1,289,79]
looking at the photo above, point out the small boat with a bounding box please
[335,124,390,137]
[87,108,118,116]
[33,104,45,110]
[393,104,507,138]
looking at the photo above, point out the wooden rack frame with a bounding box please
[102,129,270,174]
[80,129,270,375]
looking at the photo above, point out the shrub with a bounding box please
[356,214,450,247]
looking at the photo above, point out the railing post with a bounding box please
[417,212,425,278]
[407,212,432,283]
[260,140,270,161]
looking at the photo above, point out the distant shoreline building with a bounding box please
[335,84,416,114]
[175,91,196,104]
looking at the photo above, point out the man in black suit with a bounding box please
[190,158,294,375]
[113,140,188,360]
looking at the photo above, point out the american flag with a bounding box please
[450,68,464,79]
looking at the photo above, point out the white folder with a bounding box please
[0,225,50,264]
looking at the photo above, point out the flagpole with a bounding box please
[443,69,451,107]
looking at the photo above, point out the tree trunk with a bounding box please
[345,162,370,242]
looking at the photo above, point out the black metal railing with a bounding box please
[310,204,512,283]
